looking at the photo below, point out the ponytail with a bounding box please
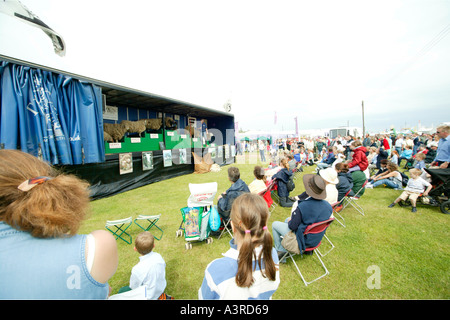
[231,193,277,288]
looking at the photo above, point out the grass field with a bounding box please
[79,153,450,300]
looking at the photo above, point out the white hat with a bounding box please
[319,167,339,184]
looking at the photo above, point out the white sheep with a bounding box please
[145,118,163,131]
[103,131,113,142]
[121,119,148,137]
[103,122,130,142]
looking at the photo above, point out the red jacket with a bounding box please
[348,146,368,171]
[382,138,390,150]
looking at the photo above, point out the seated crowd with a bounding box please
[0,125,448,300]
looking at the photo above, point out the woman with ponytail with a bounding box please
[0,150,118,299]
[199,193,280,299]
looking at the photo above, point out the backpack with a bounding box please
[398,171,409,187]
[287,177,295,192]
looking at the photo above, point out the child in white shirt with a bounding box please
[118,231,172,299]
[388,168,432,213]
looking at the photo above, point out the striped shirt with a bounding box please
[198,240,280,300]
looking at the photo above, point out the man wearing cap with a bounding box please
[271,174,333,261]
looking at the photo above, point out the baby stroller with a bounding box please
[176,182,218,249]
[398,168,450,214]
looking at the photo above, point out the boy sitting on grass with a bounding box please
[118,231,173,300]
[387,168,432,213]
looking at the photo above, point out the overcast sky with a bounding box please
[1,0,449,134]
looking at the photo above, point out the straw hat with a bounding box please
[319,167,339,184]
[302,174,327,200]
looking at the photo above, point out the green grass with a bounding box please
[79,153,450,299]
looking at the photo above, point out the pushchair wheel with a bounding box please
[398,200,411,207]
[185,243,192,250]
[176,229,183,237]
[206,237,213,244]
[440,200,450,214]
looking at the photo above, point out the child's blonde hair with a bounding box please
[415,152,426,160]
[409,168,422,178]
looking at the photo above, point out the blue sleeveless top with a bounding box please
[0,222,109,299]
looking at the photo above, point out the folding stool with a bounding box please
[105,216,133,244]
[134,214,163,240]
[218,217,233,239]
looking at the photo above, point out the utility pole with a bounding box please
[362,100,365,137]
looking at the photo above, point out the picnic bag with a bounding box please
[281,230,301,254]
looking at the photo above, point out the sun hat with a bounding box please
[319,167,339,184]
[302,174,327,200]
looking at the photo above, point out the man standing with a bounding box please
[200,119,208,146]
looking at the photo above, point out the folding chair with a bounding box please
[280,217,335,286]
[331,192,349,228]
[218,216,233,239]
[105,216,133,244]
[293,163,303,180]
[343,180,368,216]
[270,180,280,205]
[259,182,276,214]
[266,180,279,212]
[134,214,164,240]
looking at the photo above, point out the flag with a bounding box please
[274,111,277,125]
[294,117,298,135]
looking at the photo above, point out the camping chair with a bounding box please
[292,165,302,181]
[280,217,335,286]
[270,180,280,205]
[266,180,278,212]
[259,182,276,214]
[218,216,233,239]
[105,216,133,244]
[331,192,349,228]
[134,214,163,240]
[343,180,368,216]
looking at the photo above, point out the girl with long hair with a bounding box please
[199,193,280,299]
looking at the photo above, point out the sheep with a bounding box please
[165,117,178,130]
[145,118,163,131]
[121,119,148,137]
[103,122,130,142]
[103,131,113,142]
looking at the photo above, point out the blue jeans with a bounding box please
[259,149,266,162]
[272,218,291,253]
[373,178,402,190]
[316,162,330,170]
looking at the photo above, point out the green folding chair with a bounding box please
[105,216,133,244]
[134,214,163,240]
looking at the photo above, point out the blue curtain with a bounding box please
[0,60,105,165]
